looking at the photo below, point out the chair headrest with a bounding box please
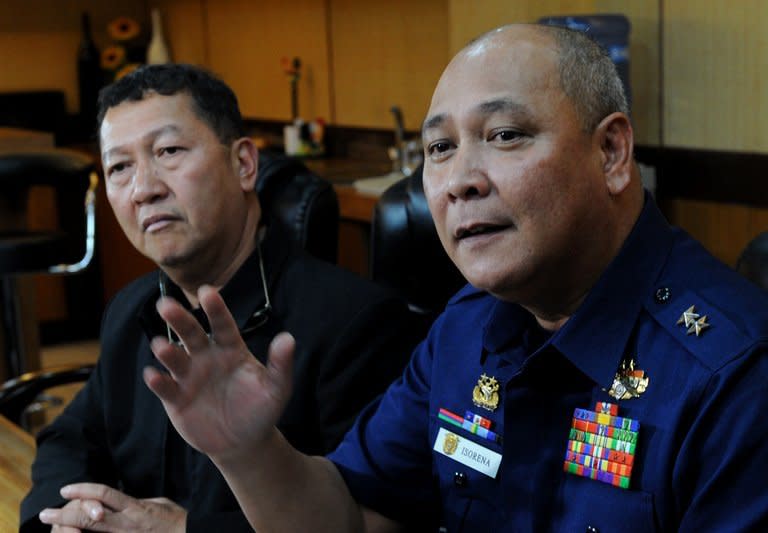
[256,152,339,264]
[370,164,465,316]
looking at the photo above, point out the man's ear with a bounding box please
[232,137,259,192]
[595,112,634,196]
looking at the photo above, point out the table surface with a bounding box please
[0,415,34,531]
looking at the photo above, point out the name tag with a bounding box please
[433,426,502,478]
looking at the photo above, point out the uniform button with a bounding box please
[453,471,467,487]
[586,526,599,533]
[654,287,671,303]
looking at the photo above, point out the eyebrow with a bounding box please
[422,98,531,134]
[422,113,447,133]
[102,124,183,161]
[477,98,530,118]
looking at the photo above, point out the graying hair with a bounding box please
[467,24,629,131]
[546,25,629,131]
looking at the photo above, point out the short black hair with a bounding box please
[97,63,245,144]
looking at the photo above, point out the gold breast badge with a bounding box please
[607,358,649,400]
[472,373,500,411]
[443,432,460,455]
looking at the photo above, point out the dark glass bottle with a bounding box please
[77,12,101,134]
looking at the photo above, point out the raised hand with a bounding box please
[143,285,295,463]
[39,483,186,532]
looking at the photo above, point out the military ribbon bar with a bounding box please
[438,408,502,445]
[563,402,639,489]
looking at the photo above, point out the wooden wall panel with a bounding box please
[153,0,208,66]
[664,0,768,152]
[597,0,660,146]
[329,0,449,130]
[0,1,148,114]
[204,0,331,122]
[447,0,593,53]
[447,0,660,145]
[664,199,768,267]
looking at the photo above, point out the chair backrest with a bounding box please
[0,149,97,274]
[736,232,768,290]
[256,152,339,264]
[370,164,465,318]
[0,149,98,380]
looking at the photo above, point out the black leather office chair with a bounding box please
[257,152,339,264]
[736,232,768,290]
[0,150,98,377]
[0,151,338,431]
[370,164,465,323]
[0,149,97,431]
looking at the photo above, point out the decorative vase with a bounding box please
[146,8,171,64]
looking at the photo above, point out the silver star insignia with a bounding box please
[676,305,700,328]
[686,315,710,336]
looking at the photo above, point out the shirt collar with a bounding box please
[482,193,675,387]
[138,221,293,340]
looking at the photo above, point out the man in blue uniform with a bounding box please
[52,24,768,532]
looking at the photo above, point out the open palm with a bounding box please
[144,285,294,463]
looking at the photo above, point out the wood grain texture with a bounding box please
[0,0,148,113]
[0,415,35,532]
[663,0,768,151]
[664,198,768,267]
[329,0,449,130]
[204,0,332,122]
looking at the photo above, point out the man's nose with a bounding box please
[130,160,166,204]
[445,149,491,201]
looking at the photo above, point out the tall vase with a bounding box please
[146,8,171,64]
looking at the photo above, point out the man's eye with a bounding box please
[158,146,182,156]
[106,162,131,184]
[107,163,126,177]
[490,129,524,142]
[427,141,453,155]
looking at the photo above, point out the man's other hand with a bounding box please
[38,483,186,532]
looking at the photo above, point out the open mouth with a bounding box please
[456,224,509,240]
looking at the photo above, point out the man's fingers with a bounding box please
[143,364,182,405]
[266,332,295,392]
[82,499,105,520]
[156,296,209,352]
[198,284,243,347]
[40,498,102,530]
[51,526,81,533]
[149,335,191,381]
[61,483,132,511]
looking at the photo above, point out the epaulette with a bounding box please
[645,277,768,371]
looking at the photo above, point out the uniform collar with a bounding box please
[482,193,675,387]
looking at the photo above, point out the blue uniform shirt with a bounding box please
[329,196,768,532]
